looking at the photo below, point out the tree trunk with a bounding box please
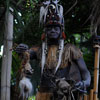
[1,7,13,100]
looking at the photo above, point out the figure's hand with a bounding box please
[15,43,29,54]
[75,81,84,89]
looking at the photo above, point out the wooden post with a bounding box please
[1,7,13,100]
[93,45,100,100]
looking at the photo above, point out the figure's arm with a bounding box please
[29,49,37,60]
[65,44,91,89]
[76,58,91,88]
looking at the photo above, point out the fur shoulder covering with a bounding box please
[64,43,82,60]
[61,44,82,68]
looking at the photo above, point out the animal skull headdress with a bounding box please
[40,0,65,74]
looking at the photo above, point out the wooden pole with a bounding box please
[84,95,88,100]
[1,7,13,100]
[90,89,94,100]
[93,45,100,100]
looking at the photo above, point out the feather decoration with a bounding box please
[41,42,46,74]
[58,4,63,17]
[54,39,64,74]
[39,5,49,26]
[39,0,50,25]
[56,4,64,25]
[39,6,46,25]
[43,6,49,24]
[19,77,33,99]
[62,17,65,30]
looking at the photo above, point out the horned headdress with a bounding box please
[40,0,65,74]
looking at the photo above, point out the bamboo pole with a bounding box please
[93,45,100,100]
[87,95,90,100]
[84,95,88,100]
[90,89,94,100]
[1,7,13,100]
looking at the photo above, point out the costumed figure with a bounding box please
[15,0,91,100]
